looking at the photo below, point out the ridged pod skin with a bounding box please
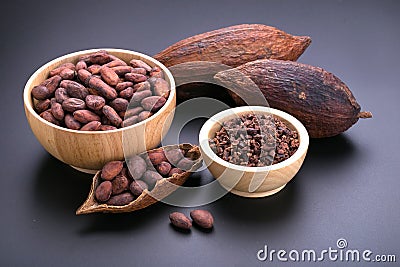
[154,24,311,68]
[214,59,372,138]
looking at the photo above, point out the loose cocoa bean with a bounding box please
[80,121,101,131]
[40,110,60,125]
[129,180,148,196]
[106,192,134,206]
[111,175,129,195]
[60,80,89,99]
[125,73,147,83]
[85,95,106,111]
[190,210,214,229]
[119,87,134,100]
[141,96,166,112]
[95,181,112,202]
[130,59,152,72]
[73,110,101,123]
[64,114,81,130]
[142,170,163,188]
[62,98,86,112]
[35,99,51,113]
[54,87,69,103]
[149,77,170,98]
[133,81,151,92]
[102,105,122,127]
[169,212,192,230]
[126,155,147,180]
[100,66,119,86]
[51,100,64,121]
[32,85,51,100]
[101,161,123,180]
[138,111,152,122]
[110,98,128,112]
[156,161,171,176]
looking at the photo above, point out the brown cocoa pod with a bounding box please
[77,69,92,84]
[125,73,147,83]
[73,110,101,123]
[165,149,184,165]
[79,50,113,65]
[130,59,152,72]
[101,161,123,180]
[60,80,89,99]
[129,180,148,196]
[104,59,127,68]
[62,98,86,112]
[154,24,311,68]
[99,125,117,131]
[106,192,135,206]
[122,115,139,127]
[141,96,166,112]
[75,60,87,71]
[88,76,118,100]
[110,98,129,112]
[168,168,184,176]
[215,59,372,138]
[54,87,69,103]
[95,181,112,202]
[147,151,168,165]
[40,110,60,125]
[111,66,133,76]
[111,175,129,195]
[156,161,171,176]
[169,212,192,230]
[80,121,101,131]
[116,81,133,91]
[59,68,75,80]
[149,77,170,98]
[102,105,122,127]
[32,85,51,100]
[131,90,152,105]
[133,81,151,92]
[138,111,153,122]
[126,155,147,180]
[131,68,147,75]
[142,170,163,188]
[119,87,134,99]
[35,99,51,113]
[100,66,119,86]
[124,106,143,118]
[51,101,64,121]
[64,114,81,130]
[85,95,105,111]
[190,210,214,229]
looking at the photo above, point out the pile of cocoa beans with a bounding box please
[32,50,170,131]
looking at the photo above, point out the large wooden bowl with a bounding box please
[199,106,309,197]
[23,48,176,173]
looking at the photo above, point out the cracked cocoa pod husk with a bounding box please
[76,144,202,215]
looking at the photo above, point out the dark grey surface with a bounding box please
[1,0,399,266]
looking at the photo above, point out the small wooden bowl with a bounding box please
[23,48,176,173]
[199,106,309,197]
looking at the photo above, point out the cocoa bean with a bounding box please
[54,87,69,103]
[79,50,113,65]
[49,63,75,77]
[133,81,151,92]
[116,81,133,91]
[156,161,171,176]
[150,66,164,79]
[126,155,147,180]
[190,210,214,229]
[106,192,134,206]
[165,149,184,165]
[40,75,62,95]
[111,66,133,76]
[147,151,167,165]
[87,64,102,75]
[176,157,195,171]
[111,175,129,195]
[102,105,122,127]
[95,181,112,202]
[85,95,106,111]
[104,59,127,68]
[32,85,51,100]
[99,125,117,131]
[122,115,139,127]
[40,110,60,125]
[62,98,86,112]
[169,212,192,230]
[129,180,148,196]
[142,170,163,188]
[88,75,118,100]
[119,87,134,99]
[124,106,143,118]
[75,60,87,71]
[100,66,119,86]
[130,59,152,72]
[80,121,101,131]
[149,77,170,98]
[77,69,92,84]
[168,168,184,176]
[51,100,64,121]
[101,161,123,180]
[64,114,81,130]
[60,80,89,99]
[131,90,152,105]
[59,68,75,80]
[131,68,147,75]
[141,96,166,112]
[35,99,50,113]
[138,111,152,122]
[125,73,147,83]
[109,98,128,112]
[73,110,101,123]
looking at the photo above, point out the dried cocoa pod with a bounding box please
[156,161,171,176]
[88,75,118,100]
[130,180,148,196]
[60,80,89,99]
[111,175,129,195]
[125,73,147,83]
[40,110,60,125]
[122,115,139,127]
[101,161,123,180]
[79,50,113,65]
[35,99,51,113]
[133,81,151,92]
[126,155,147,180]
[100,66,119,86]
[54,87,69,103]
[131,90,152,105]
[106,192,135,206]
[169,212,192,230]
[85,95,106,111]
[149,77,170,98]
[142,170,163,188]
[214,59,372,138]
[138,111,152,122]
[112,66,134,76]
[110,98,129,112]
[99,125,117,131]
[62,98,86,112]
[141,96,166,112]
[80,121,101,131]
[95,181,112,202]
[119,87,134,99]
[64,114,81,130]
[116,81,133,91]
[102,105,122,127]
[154,24,311,68]
[190,210,214,229]
[31,85,51,100]
[73,110,101,124]
[50,100,64,121]
[130,59,152,72]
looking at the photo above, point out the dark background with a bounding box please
[1,0,399,266]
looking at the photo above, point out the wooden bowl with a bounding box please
[199,106,309,197]
[23,48,176,173]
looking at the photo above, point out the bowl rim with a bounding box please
[199,106,309,172]
[23,48,176,134]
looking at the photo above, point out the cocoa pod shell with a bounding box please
[214,59,372,138]
[154,24,311,68]
[76,144,202,214]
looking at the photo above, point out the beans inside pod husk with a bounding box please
[76,144,202,214]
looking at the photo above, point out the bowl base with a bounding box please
[228,184,286,198]
[70,165,99,174]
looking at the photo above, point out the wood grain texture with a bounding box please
[154,24,311,68]
[199,106,309,198]
[23,48,176,171]
[76,144,202,214]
